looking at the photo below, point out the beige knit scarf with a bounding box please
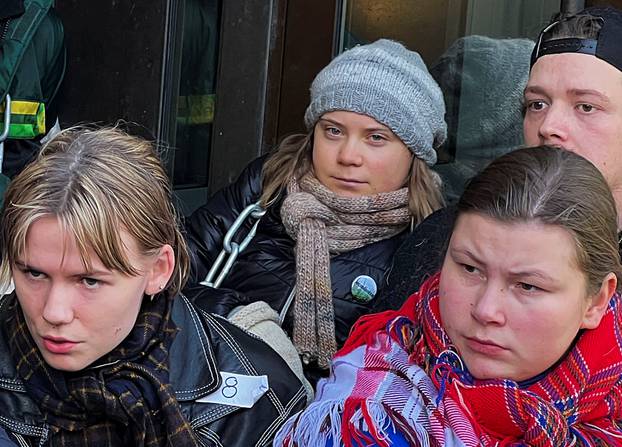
[280,175,410,368]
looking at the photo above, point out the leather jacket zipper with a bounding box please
[0,19,10,41]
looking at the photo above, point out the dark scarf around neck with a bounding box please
[7,293,200,447]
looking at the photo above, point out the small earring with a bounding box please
[159,284,164,290]
[149,294,155,302]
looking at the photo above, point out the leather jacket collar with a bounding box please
[168,295,222,401]
[0,294,223,410]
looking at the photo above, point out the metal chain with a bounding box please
[200,201,266,288]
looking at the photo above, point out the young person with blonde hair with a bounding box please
[185,39,447,383]
[0,127,306,446]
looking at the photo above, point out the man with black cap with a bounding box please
[372,5,622,312]
[524,6,622,227]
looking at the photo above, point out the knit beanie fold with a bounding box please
[304,39,447,166]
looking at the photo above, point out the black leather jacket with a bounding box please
[184,157,407,382]
[0,294,307,446]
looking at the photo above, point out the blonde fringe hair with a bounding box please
[260,131,444,226]
[0,126,189,296]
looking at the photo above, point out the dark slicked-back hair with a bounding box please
[458,146,621,294]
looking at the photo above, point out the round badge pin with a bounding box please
[351,275,377,303]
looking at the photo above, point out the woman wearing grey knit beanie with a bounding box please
[185,39,447,386]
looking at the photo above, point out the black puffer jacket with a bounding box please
[184,157,408,382]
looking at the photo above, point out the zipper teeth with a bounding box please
[0,19,10,41]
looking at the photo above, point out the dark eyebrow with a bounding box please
[318,117,391,133]
[523,85,610,104]
[317,118,343,126]
[568,88,611,104]
[14,261,29,269]
[78,270,114,277]
[448,246,483,265]
[509,270,559,286]
[523,85,549,97]
[13,260,113,277]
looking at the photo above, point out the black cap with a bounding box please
[530,6,622,73]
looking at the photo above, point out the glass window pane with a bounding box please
[173,0,221,189]
[339,0,559,203]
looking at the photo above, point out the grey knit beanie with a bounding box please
[304,39,447,166]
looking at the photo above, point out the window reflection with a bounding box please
[339,0,559,202]
[173,0,221,188]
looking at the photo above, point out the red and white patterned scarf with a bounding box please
[276,273,622,446]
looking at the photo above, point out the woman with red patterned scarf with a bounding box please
[276,145,622,447]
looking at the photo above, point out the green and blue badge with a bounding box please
[351,275,377,303]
